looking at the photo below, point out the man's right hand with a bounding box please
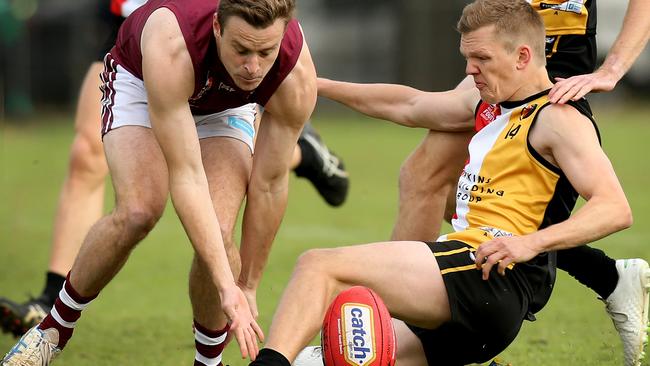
[549,66,621,104]
[220,285,265,360]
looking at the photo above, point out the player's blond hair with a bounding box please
[457,0,546,64]
[217,0,295,29]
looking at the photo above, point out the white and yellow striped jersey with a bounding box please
[440,91,595,249]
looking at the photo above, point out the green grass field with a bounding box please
[1,102,649,365]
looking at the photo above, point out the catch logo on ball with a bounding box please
[322,286,395,366]
[341,304,376,366]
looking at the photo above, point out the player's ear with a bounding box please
[213,13,222,38]
[515,45,533,70]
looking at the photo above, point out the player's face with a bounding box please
[460,25,519,104]
[214,15,286,91]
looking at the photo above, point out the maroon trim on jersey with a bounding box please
[111,0,304,115]
[100,54,118,137]
[189,19,303,114]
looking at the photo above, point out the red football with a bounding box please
[321,286,396,366]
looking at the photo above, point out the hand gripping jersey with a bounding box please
[110,0,303,115]
[443,90,597,250]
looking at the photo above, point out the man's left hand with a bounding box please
[474,236,539,280]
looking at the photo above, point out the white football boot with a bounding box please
[1,326,60,366]
[294,346,324,366]
[605,258,650,366]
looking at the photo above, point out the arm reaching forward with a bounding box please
[238,39,318,317]
[318,77,478,132]
[141,8,263,359]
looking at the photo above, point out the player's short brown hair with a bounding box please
[217,0,295,29]
[457,0,545,64]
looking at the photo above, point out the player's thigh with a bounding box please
[200,137,252,233]
[103,126,169,208]
[197,104,257,232]
[311,240,450,328]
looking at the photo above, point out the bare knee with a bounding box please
[67,132,108,186]
[398,149,447,199]
[292,248,349,297]
[399,152,430,196]
[399,133,470,197]
[112,201,165,247]
[294,248,332,278]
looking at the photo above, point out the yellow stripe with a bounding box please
[547,35,561,58]
[441,264,477,275]
[552,35,561,55]
[433,246,474,257]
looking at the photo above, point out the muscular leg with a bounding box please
[69,126,168,296]
[392,130,472,241]
[49,61,108,276]
[189,137,252,330]
[262,241,449,363]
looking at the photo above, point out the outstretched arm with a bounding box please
[476,105,632,279]
[238,40,318,316]
[549,0,650,103]
[141,8,263,359]
[318,77,478,132]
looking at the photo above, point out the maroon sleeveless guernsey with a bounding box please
[111,0,303,114]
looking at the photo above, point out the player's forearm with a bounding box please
[169,177,236,290]
[317,78,419,127]
[598,0,650,81]
[528,195,632,253]
[238,174,290,289]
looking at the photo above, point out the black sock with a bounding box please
[40,271,66,307]
[557,246,619,299]
[249,348,291,366]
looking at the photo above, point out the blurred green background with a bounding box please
[1,0,649,364]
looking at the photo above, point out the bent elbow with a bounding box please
[620,208,633,230]
[614,202,633,231]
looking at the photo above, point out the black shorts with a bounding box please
[406,240,555,365]
[546,34,597,80]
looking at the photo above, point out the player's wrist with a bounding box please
[597,59,626,84]
[526,232,548,255]
[237,271,260,291]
